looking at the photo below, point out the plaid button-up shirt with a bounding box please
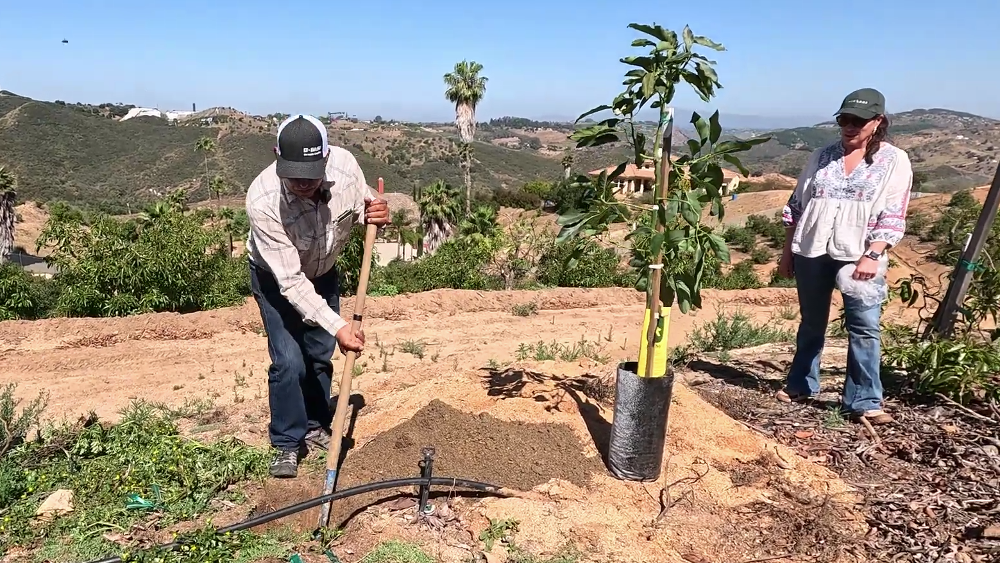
[246,147,376,336]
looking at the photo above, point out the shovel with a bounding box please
[317,176,382,529]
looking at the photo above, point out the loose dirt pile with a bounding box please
[340,399,604,491]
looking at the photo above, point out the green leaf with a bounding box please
[659,275,676,308]
[656,41,676,53]
[575,105,612,123]
[675,277,692,314]
[691,34,725,51]
[707,232,730,263]
[686,139,701,157]
[621,55,655,71]
[685,190,703,217]
[682,25,694,50]
[570,124,621,148]
[631,38,656,48]
[664,230,687,252]
[681,203,699,226]
[633,132,648,168]
[649,231,665,258]
[641,71,656,100]
[691,112,710,146]
[628,23,678,47]
[607,161,629,181]
[665,199,679,219]
[708,111,722,144]
[722,153,750,177]
[714,137,771,155]
[555,210,586,227]
[696,61,720,89]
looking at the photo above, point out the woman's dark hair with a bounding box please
[864,114,890,165]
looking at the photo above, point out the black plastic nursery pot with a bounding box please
[606,360,675,482]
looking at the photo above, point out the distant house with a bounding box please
[4,251,58,279]
[588,158,743,196]
[373,191,420,266]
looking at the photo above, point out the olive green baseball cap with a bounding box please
[835,88,885,119]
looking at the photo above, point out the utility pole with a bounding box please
[926,160,1000,339]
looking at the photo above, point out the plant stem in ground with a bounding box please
[642,103,671,378]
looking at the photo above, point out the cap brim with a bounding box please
[836,107,879,120]
[275,157,325,179]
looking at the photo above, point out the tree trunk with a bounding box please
[463,148,472,216]
[0,191,15,264]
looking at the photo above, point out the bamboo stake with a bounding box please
[317,177,383,529]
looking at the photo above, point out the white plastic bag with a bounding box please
[836,258,889,307]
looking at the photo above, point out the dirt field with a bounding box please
[1,284,927,563]
[2,186,984,562]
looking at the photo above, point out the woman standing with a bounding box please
[777,87,913,425]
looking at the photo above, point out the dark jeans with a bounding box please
[786,254,884,413]
[249,259,339,451]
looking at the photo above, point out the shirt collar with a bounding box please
[281,179,333,206]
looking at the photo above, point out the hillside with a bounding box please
[737,108,1000,191]
[2,90,998,213]
[0,92,567,213]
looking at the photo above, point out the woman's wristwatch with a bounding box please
[864,249,883,261]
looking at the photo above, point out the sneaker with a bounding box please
[305,427,332,452]
[269,449,299,478]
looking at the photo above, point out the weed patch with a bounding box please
[687,310,794,353]
[0,397,269,562]
[359,540,434,563]
[515,337,609,363]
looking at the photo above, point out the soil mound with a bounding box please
[339,398,603,491]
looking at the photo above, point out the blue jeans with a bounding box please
[786,254,884,413]
[249,259,339,451]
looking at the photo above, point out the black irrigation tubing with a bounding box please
[85,476,509,563]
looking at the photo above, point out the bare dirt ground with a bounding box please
[0,286,926,563]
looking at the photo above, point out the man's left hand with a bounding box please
[853,256,879,280]
[364,197,391,227]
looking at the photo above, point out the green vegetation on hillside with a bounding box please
[0,177,783,322]
[0,93,569,214]
[735,108,1000,185]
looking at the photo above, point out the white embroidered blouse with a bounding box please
[782,140,913,262]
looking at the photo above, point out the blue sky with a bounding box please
[2,0,999,127]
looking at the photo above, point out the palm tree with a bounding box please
[209,175,227,205]
[138,201,174,225]
[458,205,498,244]
[418,180,461,255]
[195,137,216,194]
[444,60,488,216]
[217,207,236,256]
[0,166,15,264]
[561,152,574,180]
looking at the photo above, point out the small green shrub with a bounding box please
[378,238,500,294]
[35,203,249,317]
[723,226,757,253]
[706,260,763,290]
[0,263,59,320]
[536,239,632,288]
[749,246,772,264]
[687,309,795,353]
[744,213,786,248]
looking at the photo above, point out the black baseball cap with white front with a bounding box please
[275,114,329,179]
